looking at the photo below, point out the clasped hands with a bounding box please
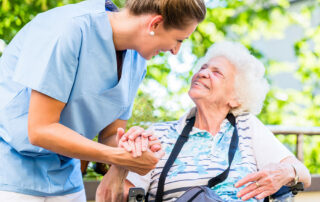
[96,126,163,202]
[117,126,164,159]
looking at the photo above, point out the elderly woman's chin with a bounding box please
[188,87,204,101]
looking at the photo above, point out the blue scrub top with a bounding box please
[0,0,146,196]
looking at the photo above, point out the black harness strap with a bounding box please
[155,114,238,202]
[208,113,238,187]
[155,116,195,202]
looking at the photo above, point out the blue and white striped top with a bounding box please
[127,108,293,201]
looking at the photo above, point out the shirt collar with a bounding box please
[176,107,197,134]
[175,107,231,136]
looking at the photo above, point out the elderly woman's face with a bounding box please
[188,56,238,108]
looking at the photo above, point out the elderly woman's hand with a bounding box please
[96,165,128,202]
[235,163,295,201]
[117,126,163,158]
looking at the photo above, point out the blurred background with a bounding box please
[1,0,319,200]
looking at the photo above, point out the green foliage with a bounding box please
[127,90,177,129]
[0,0,83,44]
[112,0,125,8]
[82,163,106,181]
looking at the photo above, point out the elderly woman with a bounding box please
[104,41,311,202]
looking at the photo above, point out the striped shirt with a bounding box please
[127,108,293,201]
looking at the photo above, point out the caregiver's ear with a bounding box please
[148,15,164,31]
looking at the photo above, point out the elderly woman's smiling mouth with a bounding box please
[192,80,210,89]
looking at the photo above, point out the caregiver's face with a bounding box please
[188,56,237,105]
[140,21,198,60]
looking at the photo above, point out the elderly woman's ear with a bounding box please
[228,98,240,109]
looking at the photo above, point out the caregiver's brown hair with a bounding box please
[125,0,206,29]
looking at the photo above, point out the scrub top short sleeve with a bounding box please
[12,17,81,103]
[119,102,134,120]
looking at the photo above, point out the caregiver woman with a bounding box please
[0,0,206,201]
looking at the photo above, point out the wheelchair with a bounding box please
[82,162,304,202]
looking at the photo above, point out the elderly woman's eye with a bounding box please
[213,71,223,77]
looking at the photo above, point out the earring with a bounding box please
[149,31,155,36]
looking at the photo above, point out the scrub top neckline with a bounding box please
[104,11,129,89]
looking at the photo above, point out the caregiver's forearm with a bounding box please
[28,90,123,164]
[29,122,158,175]
[29,122,124,164]
[28,90,158,175]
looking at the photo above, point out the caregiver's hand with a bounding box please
[235,163,295,201]
[112,146,161,175]
[118,126,163,157]
[111,128,162,175]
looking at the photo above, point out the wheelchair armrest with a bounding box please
[290,182,304,195]
[264,183,304,202]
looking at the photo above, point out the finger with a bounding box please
[120,133,130,142]
[154,149,165,159]
[119,134,132,152]
[125,126,143,140]
[149,139,161,152]
[119,140,131,152]
[235,172,261,188]
[135,136,142,157]
[112,194,121,202]
[150,144,161,152]
[129,139,136,157]
[141,131,154,151]
[237,182,261,198]
[241,186,265,201]
[149,139,161,146]
[148,134,157,141]
[116,128,125,143]
[255,191,271,200]
[142,130,154,138]
[141,136,148,152]
[116,192,124,202]
[127,127,144,140]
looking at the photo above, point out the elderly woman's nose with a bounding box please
[198,68,210,77]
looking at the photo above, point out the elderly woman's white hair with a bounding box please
[196,41,269,116]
